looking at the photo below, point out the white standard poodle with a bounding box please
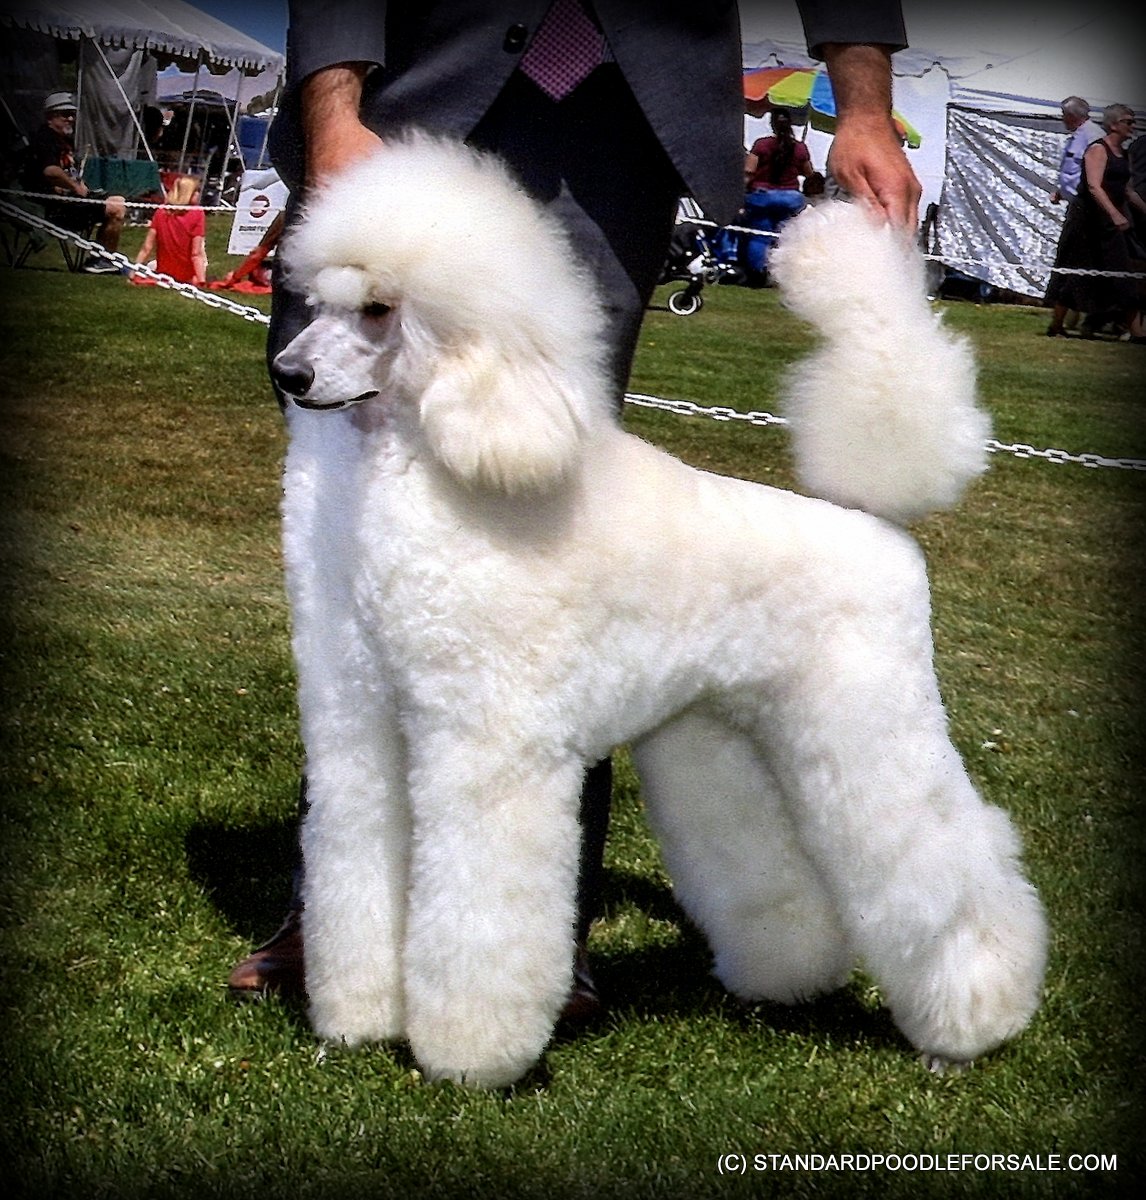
[270,134,1047,1089]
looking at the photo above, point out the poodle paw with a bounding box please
[888,889,1047,1065]
[309,990,404,1048]
[406,998,559,1089]
[922,1053,972,1077]
[411,1031,550,1090]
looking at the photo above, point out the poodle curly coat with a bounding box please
[270,135,1046,1088]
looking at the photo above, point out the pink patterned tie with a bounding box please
[519,0,607,101]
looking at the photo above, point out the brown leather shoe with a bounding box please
[558,942,602,1026]
[227,912,602,1022]
[227,908,305,998]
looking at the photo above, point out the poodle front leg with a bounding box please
[299,684,410,1048]
[284,413,409,1045]
[401,740,583,1088]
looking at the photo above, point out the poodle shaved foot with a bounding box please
[923,1054,971,1076]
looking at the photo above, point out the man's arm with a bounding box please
[42,162,89,197]
[1052,131,1080,203]
[821,42,921,228]
[300,62,384,188]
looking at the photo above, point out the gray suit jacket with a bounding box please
[272,1,907,225]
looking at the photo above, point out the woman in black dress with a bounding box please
[1045,103,1146,338]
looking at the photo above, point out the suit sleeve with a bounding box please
[794,0,908,59]
[271,1,388,190]
[286,0,387,84]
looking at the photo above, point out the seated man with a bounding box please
[23,92,126,273]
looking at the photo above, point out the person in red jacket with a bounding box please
[131,174,207,286]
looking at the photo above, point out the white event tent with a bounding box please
[0,0,283,184]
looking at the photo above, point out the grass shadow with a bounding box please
[184,818,299,944]
[599,863,682,925]
[588,866,903,1053]
[184,842,903,1055]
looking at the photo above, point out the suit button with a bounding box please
[504,23,528,52]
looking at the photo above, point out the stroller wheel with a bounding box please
[667,287,703,316]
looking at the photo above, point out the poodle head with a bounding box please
[273,133,611,493]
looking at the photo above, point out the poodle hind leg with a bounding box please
[858,780,1048,1067]
[768,633,1048,1065]
[401,739,583,1088]
[633,711,853,1005]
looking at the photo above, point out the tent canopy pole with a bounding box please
[257,79,282,168]
[177,50,204,176]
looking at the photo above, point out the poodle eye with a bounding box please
[363,302,392,320]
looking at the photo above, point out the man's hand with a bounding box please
[302,63,384,188]
[822,43,921,230]
[44,164,88,198]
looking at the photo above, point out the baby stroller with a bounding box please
[658,199,731,315]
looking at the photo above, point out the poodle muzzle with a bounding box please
[271,308,390,410]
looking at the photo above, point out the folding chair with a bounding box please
[0,198,49,267]
[1,197,101,271]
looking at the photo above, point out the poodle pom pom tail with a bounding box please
[771,202,991,526]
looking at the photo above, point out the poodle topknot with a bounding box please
[281,133,614,494]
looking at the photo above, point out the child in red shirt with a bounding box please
[131,175,207,286]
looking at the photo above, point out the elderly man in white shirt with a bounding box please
[1051,95,1105,204]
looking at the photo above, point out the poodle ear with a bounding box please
[416,337,591,493]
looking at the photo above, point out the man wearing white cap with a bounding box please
[23,92,126,273]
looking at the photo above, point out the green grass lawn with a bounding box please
[0,227,1144,1198]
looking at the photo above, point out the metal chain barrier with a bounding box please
[0,186,235,214]
[12,189,1141,277]
[13,188,1141,277]
[4,197,1141,471]
[693,215,1146,279]
[983,441,1146,471]
[624,393,1146,473]
[625,391,789,428]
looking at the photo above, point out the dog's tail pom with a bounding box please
[771,201,991,526]
[784,325,990,526]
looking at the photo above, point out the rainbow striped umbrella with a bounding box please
[743,66,922,149]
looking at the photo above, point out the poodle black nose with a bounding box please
[272,360,315,398]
